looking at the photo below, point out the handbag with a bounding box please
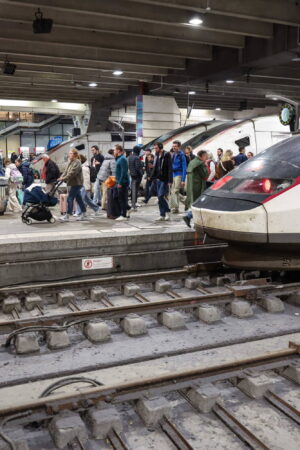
[104,176,116,188]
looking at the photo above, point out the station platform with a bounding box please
[0,203,224,286]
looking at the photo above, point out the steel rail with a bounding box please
[0,342,298,417]
[264,390,300,425]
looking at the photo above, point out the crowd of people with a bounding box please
[1,141,254,225]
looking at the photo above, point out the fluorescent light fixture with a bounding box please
[89,82,98,87]
[215,107,221,111]
[292,57,300,62]
[188,90,196,95]
[226,80,235,84]
[51,99,58,102]
[188,16,203,26]
[272,97,278,101]
[113,70,123,76]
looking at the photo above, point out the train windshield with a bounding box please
[211,135,300,197]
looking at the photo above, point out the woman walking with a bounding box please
[58,149,87,221]
[4,159,23,213]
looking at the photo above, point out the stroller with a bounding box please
[21,182,60,225]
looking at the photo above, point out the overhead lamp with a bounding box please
[188,90,196,95]
[3,57,16,75]
[89,82,98,87]
[188,16,203,26]
[215,107,221,111]
[51,99,58,103]
[33,8,53,34]
[272,97,278,101]
[291,56,300,62]
[113,70,123,76]
[226,80,235,84]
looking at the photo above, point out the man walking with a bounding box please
[114,144,130,221]
[91,145,104,205]
[233,146,247,166]
[128,145,144,211]
[41,153,60,192]
[170,140,186,213]
[150,142,173,221]
[183,150,208,228]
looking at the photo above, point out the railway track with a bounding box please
[0,340,299,449]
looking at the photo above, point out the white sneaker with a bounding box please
[73,213,80,217]
[115,216,127,221]
[165,213,170,221]
[60,214,70,222]
[76,213,88,221]
[93,209,102,216]
[155,216,165,222]
[136,202,142,207]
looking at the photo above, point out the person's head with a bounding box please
[222,149,233,162]
[217,148,223,157]
[185,146,193,156]
[4,158,11,166]
[15,158,22,167]
[114,144,124,158]
[206,151,214,161]
[132,145,141,156]
[145,149,152,156]
[153,142,164,154]
[41,153,50,162]
[172,140,181,153]
[91,145,99,155]
[108,148,114,156]
[69,148,80,161]
[147,153,154,162]
[239,147,245,154]
[79,154,87,164]
[247,151,254,159]
[197,150,208,162]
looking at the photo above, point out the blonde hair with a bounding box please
[69,148,80,159]
[185,145,192,153]
[222,150,233,162]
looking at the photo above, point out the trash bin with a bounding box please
[0,177,8,215]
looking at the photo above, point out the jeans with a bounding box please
[144,179,153,203]
[76,187,99,214]
[157,180,170,217]
[131,176,142,209]
[67,185,86,215]
[93,178,102,205]
[186,210,193,220]
[117,185,129,217]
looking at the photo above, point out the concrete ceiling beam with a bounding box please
[131,0,300,26]
[0,21,213,60]
[0,0,273,39]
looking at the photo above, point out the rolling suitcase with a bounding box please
[107,187,121,219]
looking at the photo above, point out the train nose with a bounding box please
[192,193,268,243]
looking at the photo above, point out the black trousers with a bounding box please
[117,185,129,217]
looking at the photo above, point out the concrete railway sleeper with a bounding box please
[0,343,299,449]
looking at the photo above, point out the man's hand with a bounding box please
[95,161,100,165]
[181,181,185,186]
[57,177,64,181]
[117,184,122,188]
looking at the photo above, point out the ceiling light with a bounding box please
[32,8,53,34]
[113,70,123,76]
[51,99,58,103]
[272,97,278,101]
[89,82,98,87]
[188,91,196,95]
[292,56,300,62]
[215,107,221,111]
[226,80,235,84]
[188,16,203,26]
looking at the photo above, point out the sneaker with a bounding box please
[115,216,127,221]
[183,215,191,228]
[94,210,102,216]
[131,207,138,212]
[155,216,165,222]
[136,202,142,207]
[60,214,70,222]
[76,213,88,221]
[73,213,80,217]
[165,213,170,221]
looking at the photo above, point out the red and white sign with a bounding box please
[82,257,114,271]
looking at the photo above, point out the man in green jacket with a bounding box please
[183,150,208,228]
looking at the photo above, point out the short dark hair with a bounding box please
[92,145,99,151]
[155,142,163,150]
[108,149,114,155]
[173,140,181,147]
[197,150,207,158]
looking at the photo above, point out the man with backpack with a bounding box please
[41,154,60,193]
[15,158,34,189]
[170,140,186,214]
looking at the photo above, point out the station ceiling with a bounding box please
[0,0,300,111]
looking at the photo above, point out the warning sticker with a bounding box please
[82,257,114,271]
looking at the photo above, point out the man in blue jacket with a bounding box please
[16,158,34,188]
[114,144,130,221]
[170,140,186,213]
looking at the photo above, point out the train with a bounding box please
[192,134,300,270]
[182,115,291,158]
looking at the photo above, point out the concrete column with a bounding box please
[137,95,180,145]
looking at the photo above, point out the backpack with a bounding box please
[9,167,23,184]
[89,166,97,183]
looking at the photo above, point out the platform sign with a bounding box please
[82,256,114,271]
[136,95,143,140]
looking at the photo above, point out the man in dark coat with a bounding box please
[15,158,34,189]
[150,142,173,221]
[41,154,60,192]
[128,145,144,210]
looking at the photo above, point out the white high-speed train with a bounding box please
[192,135,300,270]
[182,115,291,158]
